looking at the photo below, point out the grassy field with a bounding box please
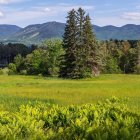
[0,74,140,112]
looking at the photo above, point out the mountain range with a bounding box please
[0,25,21,39]
[0,22,140,44]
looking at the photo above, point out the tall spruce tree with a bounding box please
[74,8,86,78]
[59,9,78,78]
[60,8,100,78]
[136,41,140,74]
[83,15,101,77]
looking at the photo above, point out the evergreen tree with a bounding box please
[73,8,86,78]
[60,8,100,78]
[59,9,78,78]
[136,41,140,74]
[83,15,101,77]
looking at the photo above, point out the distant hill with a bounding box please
[0,25,21,39]
[94,24,140,40]
[0,22,140,44]
[8,22,65,44]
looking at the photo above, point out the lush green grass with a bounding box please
[0,74,140,112]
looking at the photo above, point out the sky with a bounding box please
[0,0,140,27]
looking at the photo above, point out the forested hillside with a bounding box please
[0,23,140,44]
[0,25,21,39]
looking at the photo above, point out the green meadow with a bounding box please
[0,74,140,112]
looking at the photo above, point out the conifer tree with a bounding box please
[60,8,100,78]
[59,9,78,78]
[136,41,140,74]
[82,15,101,77]
[73,8,86,78]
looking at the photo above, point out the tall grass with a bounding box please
[0,74,140,111]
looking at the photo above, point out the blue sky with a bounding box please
[0,0,140,27]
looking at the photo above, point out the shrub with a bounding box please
[0,97,139,140]
[0,68,9,75]
[8,63,17,73]
[20,70,27,75]
[103,57,121,74]
[8,69,16,75]
[0,69,3,75]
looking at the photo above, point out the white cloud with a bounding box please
[0,0,10,4]
[0,11,4,17]
[40,5,94,13]
[0,4,94,27]
[122,12,140,20]
[0,0,24,4]
[96,8,126,14]
[58,3,71,6]
[44,8,51,12]
[63,5,94,11]
[94,15,140,27]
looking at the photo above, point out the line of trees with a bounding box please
[0,43,37,67]
[1,8,140,78]
[4,40,140,77]
[7,39,63,76]
[101,40,140,74]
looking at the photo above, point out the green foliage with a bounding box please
[103,57,121,74]
[0,98,139,140]
[136,65,140,74]
[14,54,24,72]
[0,69,3,75]
[0,68,9,75]
[136,41,140,74]
[119,48,137,74]
[42,38,64,76]
[0,43,34,67]
[100,40,139,74]
[60,8,100,79]
[20,70,27,75]
[0,67,17,76]
[24,49,44,75]
[8,63,17,74]
[59,9,78,78]
[10,39,63,76]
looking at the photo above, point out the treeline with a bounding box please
[7,39,63,75]
[101,40,140,74]
[5,39,140,76]
[0,43,37,67]
[1,8,140,78]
